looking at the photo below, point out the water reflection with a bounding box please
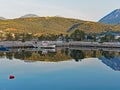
[101,51,115,59]
[70,50,85,62]
[99,56,120,71]
[99,51,120,71]
[1,47,120,71]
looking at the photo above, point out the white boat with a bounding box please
[32,41,56,49]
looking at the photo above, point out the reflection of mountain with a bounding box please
[99,56,120,71]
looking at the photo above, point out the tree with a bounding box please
[5,33,13,40]
[21,34,25,43]
[100,34,115,42]
[24,33,33,40]
[38,34,58,41]
[70,29,85,41]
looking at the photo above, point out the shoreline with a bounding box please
[0,41,120,49]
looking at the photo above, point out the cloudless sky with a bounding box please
[0,0,120,22]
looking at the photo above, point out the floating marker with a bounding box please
[9,75,15,79]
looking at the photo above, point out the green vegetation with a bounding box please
[100,34,115,42]
[70,29,85,41]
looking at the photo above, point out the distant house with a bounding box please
[86,34,94,41]
[96,30,120,41]
[56,34,64,43]
[57,35,63,41]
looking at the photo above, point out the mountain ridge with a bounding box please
[99,9,120,24]
[20,14,39,18]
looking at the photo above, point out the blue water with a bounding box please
[0,58,120,90]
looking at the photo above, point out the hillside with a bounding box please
[0,16,120,35]
[99,9,120,24]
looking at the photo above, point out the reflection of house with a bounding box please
[99,56,120,71]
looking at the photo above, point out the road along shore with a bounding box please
[0,41,120,49]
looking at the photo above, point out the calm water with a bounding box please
[0,48,120,90]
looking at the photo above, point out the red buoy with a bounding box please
[9,75,15,79]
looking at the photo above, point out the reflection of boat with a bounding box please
[39,41,56,49]
[41,48,56,52]
[42,49,48,55]
[41,48,56,55]
[0,45,9,51]
[40,45,56,49]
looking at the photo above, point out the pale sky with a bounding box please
[0,0,120,21]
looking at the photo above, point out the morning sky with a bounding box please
[0,0,120,21]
